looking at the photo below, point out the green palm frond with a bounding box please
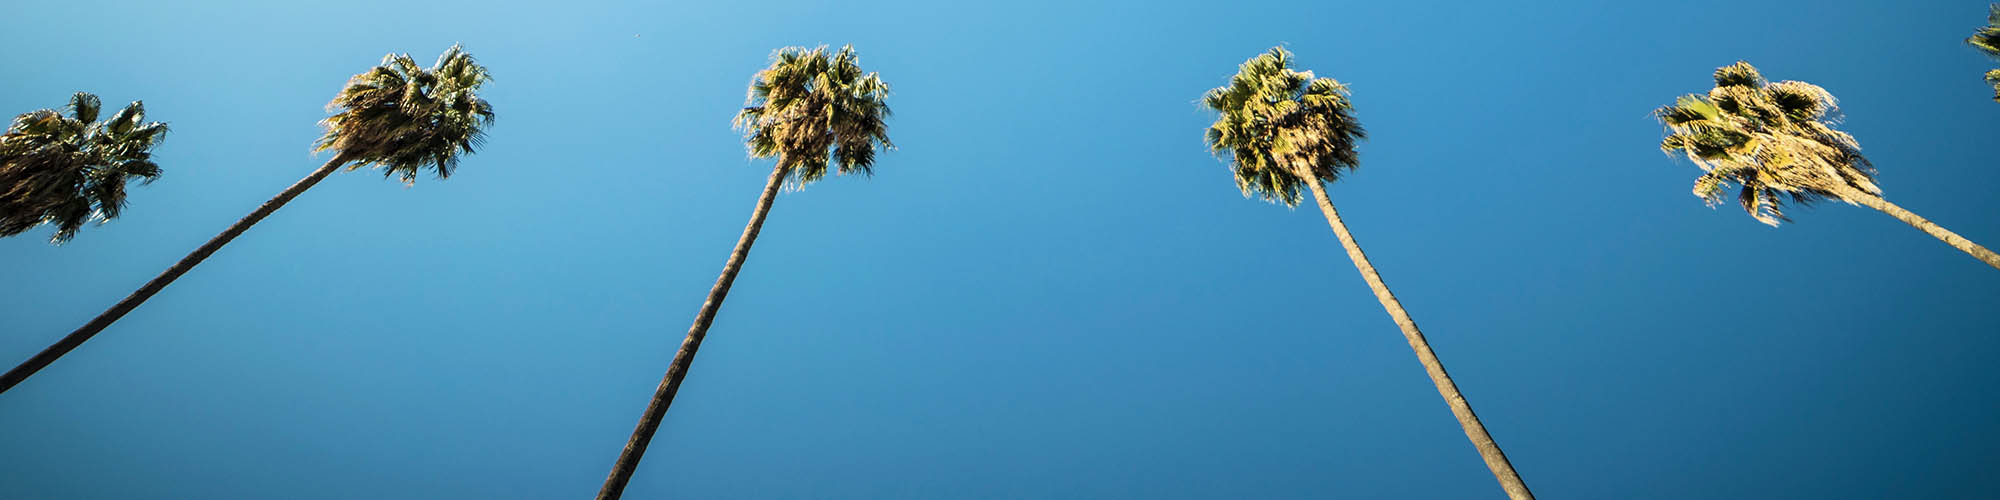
[0,92,168,243]
[1986,68,2000,103]
[734,45,894,187]
[1764,81,1838,122]
[316,44,495,185]
[68,93,101,124]
[1971,5,2000,56]
[1970,5,2000,102]
[1656,61,1875,226]
[1713,61,1765,88]
[1198,47,1365,207]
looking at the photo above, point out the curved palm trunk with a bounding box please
[1832,186,2000,270]
[1301,179,1534,500]
[597,164,788,500]
[0,156,351,396]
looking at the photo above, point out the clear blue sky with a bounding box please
[5,0,2000,498]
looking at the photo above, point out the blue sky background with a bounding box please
[5,0,2000,498]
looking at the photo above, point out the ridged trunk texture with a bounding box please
[1833,185,2000,270]
[1301,178,1534,500]
[596,165,788,500]
[0,156,351,395]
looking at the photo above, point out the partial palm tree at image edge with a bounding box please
[0,45,495,395]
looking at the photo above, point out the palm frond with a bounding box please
[67,92,101,124]
[1987,68,2000,103]
[1970,5,2000,57]
[1713,61,1765,88]
[736,45,894,187]
[317,44,495,185]
[1656,61,1876,226]
[1969,5,2000,102]
[1198,47,1365,207]
[0,92,168,243]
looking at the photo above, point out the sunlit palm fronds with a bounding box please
[316,44,495,184]
[1199,47,1364,207]
[1656,61,1874,226]
[733,45,893,186]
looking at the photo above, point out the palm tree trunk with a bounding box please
[597,164,788,500]
[1300,178,1534,500]
[0,155,351,396]
[1832,186,2000,270]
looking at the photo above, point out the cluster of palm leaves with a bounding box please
[7,6,2000,500]
[736,45,893,185]
[1970,5,2000,101]
[316,45,496,184]
[0,93,166,243]
[1200,47,1363,206]
[1657,62,1876,226]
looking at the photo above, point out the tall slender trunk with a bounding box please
[1301,178,1534,500]
[597,164,788,500]
[0,155,352,396]
[1832,185,2000,270]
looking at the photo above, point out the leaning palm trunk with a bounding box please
[0,155,351,395]
[597,164,787,500]
[1301,178,1534,500]
[1830,185,2000,270]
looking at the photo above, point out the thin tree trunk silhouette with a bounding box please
[597,164,788,500]
[0,154,352,395]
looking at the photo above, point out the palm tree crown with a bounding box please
[1200,47,1365,207]
[1657,61,1875,226]
[733,45,893,185]
[1968,4,2000,102]
[0,92,168,243]
[315,44,495,184]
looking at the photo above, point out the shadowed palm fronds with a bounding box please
[317,44,495,184]
[1968,5,2000,102]
[0,92,168,243]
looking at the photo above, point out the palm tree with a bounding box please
[1199,47,1535,500]
[1657,61,2000,269]
[1,92,168,244]
[1968,4,2000,102]
[596,45,892,500]
[0,45,494,395]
